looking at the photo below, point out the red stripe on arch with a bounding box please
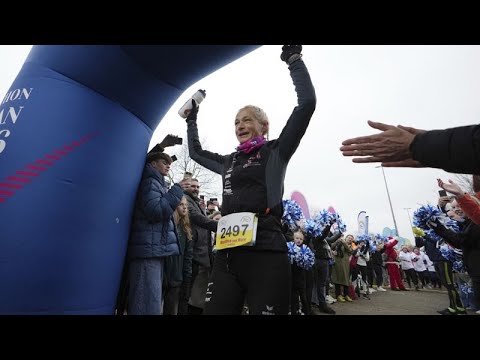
[16,171,39,177]
[7,176,31,183]
[55,150,68,156]
[36,160,53,166]
[0,198,7,203]
[27,165,47,171]
[46,155,61,160]
[0,183,23,189]
[0,190,14,196]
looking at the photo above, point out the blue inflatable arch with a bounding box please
[0,45,260,314]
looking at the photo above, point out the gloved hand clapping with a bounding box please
[280,45,303,65]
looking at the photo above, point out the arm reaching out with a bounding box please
[340,121,425,167]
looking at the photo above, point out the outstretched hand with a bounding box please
[437,178,463,197]
[340,120,423,165]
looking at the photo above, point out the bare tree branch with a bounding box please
[169,140,222,199]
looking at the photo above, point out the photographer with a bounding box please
[206,198,221,216]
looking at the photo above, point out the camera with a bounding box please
[210,198,217,202]
[438,189,447,197]
[173,137,183,145]
[171,155,177,162]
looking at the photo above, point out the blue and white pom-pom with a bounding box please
[304,218,324,238]
[315,209,347,233]
[438,243,465,268]
[287,242,315,270]
[330,211,347,233]
[298,244,315,270]
[282,200,305,231]
[460,282,474,297]
[287,241,297,264]
[413,205,443,230]
[314,210,335,226]
[374,233,388,242]
[413,204,461,242]
[356,234,371,243]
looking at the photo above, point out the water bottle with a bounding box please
[178,89,206,118]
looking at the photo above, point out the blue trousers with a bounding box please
[128,258,164,315]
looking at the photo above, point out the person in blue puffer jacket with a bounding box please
[127,152,191,315]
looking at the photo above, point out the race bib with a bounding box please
[215,212,258,250]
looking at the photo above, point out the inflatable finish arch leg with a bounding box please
[0,45,260,314]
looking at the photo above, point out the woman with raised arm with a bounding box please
[185,45,316,315]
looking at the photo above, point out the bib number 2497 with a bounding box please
[215,212,258,250]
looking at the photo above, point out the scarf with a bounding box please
[236,136,266,154]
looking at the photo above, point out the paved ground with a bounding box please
[311,287,477,315]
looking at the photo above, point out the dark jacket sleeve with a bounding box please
[410,125,480,174]
[183,239,194,280]
[326,231,342,245]
[432,224,464,249]
[276,59,317,161]
[187,197,218,232]
[187,120,225,174]
[312,224,332,250]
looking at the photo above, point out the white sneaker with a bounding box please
[325,295,337,303]
[368,288,377,293]
[377,286,387,292]
[475,309,480,315]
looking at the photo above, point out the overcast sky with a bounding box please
[2,45,480,243]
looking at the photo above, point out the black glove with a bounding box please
[186,99,199,123]
[426,219,438,229]
[280,45,303,65]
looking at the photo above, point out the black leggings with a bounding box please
[204,249,291,315]
[404,268,419,288]
[435,261,464,310]
[373,264,383,287]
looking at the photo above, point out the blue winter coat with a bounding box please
[128,164,183,259]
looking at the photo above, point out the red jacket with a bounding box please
[457,192,480,226]
[384,239,399,262]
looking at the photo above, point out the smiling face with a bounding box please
[235,106,269,144]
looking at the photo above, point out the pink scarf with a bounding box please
[236,136,266,154]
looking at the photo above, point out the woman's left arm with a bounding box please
[277,51,316,161]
